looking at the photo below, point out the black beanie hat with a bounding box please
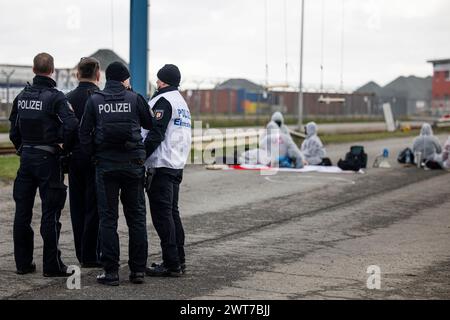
[157,64,181,87]
[106,62,130,82]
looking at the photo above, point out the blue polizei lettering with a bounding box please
[174,118,191,128]
[177,108,191,119]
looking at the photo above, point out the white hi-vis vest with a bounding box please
[142,90,192,169]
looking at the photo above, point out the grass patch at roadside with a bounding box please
[0,155,19,181]
[320,130,421,145]
[0,123,10,134]
[289,126,450,146]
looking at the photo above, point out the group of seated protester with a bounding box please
[240,112,329,168]
[243,116,450,171]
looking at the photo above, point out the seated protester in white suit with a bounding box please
[412,123,442,166]
[301,122,326,165]
[271,111,291,138]
[258,121,304,168]
[438,136,450,169]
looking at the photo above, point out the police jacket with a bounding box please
[9,75,79,151]
[66,81,99,153]
[142,86,192,169]
[79,80,154,162]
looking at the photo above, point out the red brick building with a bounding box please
[428,59,450,115]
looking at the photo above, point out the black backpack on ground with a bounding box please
[397,147,415,165]
[337,146,368,172]
[318,157,333,166]
[425,160,443,170]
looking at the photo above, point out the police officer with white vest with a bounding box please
[142,64,192,277]
[79,62,154,286]
[9,53,78,277]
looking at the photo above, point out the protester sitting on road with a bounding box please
[412,123,442,167]
[271,111,291,137]
[240,122,305,168]
[438,136,450,169]
[261,122,305,168]
[301,122,326,166]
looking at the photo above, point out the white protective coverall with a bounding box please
[412,123,442,163]
[240,122,304,168]
[301,122,326,165]
[271,112,291,137]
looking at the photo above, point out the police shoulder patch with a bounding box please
[155,109,164,120]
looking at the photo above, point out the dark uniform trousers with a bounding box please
[68,150,99,264]
[148,168,185,269]
[13,149,66,273]
[96,161,148,273]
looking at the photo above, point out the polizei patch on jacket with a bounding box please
[98,102,131,114]
[155,109,164,120]
[18,100,43,111]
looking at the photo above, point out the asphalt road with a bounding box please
[0,135,449,300]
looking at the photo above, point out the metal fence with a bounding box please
[182,87,438,122]
[182,89,385,120]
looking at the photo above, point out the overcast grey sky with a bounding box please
[0,0,449,90]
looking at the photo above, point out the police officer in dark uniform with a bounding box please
[9,52,78,277]
[79,62,154,286]
[66,57,101,268]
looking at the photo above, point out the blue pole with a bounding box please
[130,0,149,97]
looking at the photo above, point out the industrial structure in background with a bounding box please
[182,72,433,120]
[355,75,432,118]
[0,49,127,119]
[0,49,126,100]
[182,79,378,120]
[0,50,439,121]
[428,59,450,116]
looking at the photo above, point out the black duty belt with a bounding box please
[22,145,58,154]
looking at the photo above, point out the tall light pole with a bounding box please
[297,0,305,130]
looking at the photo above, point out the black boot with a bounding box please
[16,262,36,275]
[129,272,145,284]
[151,262,186,274]
[96,272,120,286]
[146,263,182,277]
[43,265,71,278]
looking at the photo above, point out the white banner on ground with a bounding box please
[232,164,361,174]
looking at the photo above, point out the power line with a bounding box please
[111,0,115,50]
[297,0,305,129]
[340,0,346,91]
[264,0,269,88]
[320,0,325,92]
[284,0,289,85]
